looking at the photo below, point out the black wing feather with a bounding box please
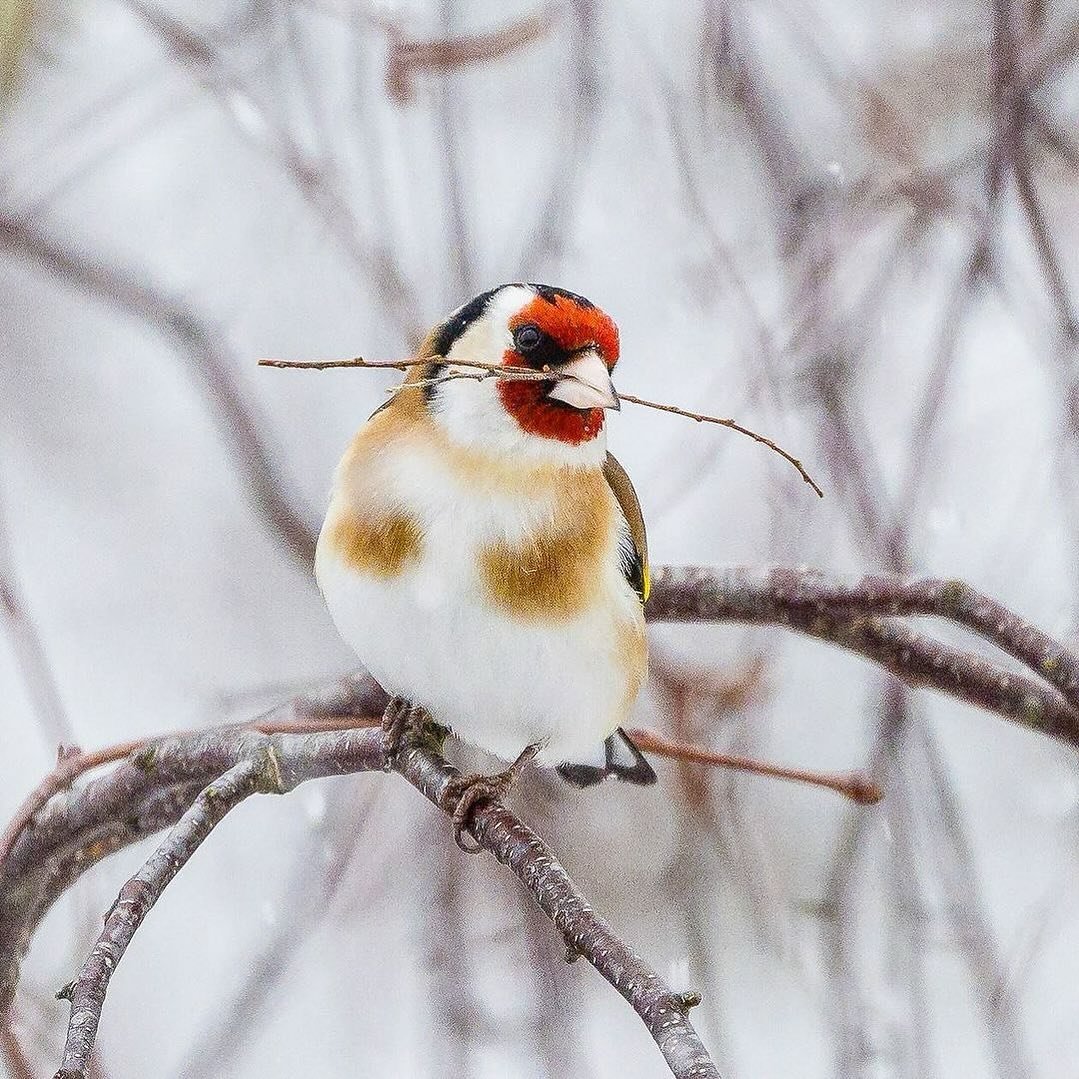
[557,729,657,788]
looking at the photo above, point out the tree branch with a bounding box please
[647,566,1079,747]
[5,564,1079,1076]
[54,757,275,1079]
[17,719,717,1079]
[386,11,553,104]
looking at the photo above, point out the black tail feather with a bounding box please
[557,728,657,788]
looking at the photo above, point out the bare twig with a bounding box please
[626,727,880,804]
[617,392,823,496]
[258,355,825,495]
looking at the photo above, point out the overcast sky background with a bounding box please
[3,1,1079,1076]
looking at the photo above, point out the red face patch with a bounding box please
[498,291,619,445]
[509,293,620,368]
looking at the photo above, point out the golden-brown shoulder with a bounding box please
[478,468,614,622]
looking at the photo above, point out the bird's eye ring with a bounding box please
[514,325,543,352]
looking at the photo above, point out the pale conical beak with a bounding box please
[546,350,620,411]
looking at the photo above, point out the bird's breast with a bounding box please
[319,425,623,625]
[315,431,647,763]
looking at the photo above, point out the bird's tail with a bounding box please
[556,728,657,788]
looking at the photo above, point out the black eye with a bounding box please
[514,324,543,353]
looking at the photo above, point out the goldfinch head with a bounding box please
[420,283,621,466]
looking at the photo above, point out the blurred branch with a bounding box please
[0,489,77,747]
[0,1008,34,1079]
[120,0,423,340]
[916,722,1034,1079]
[386,10,552,104]
[513,0,599,273]
[0,211,319,570]
[434,0,476,299]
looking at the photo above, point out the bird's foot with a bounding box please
[444,743,541,854]
[380,696,435,771]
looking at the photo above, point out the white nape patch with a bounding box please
[430,284,608,470]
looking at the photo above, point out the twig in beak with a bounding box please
[258,355,824,497]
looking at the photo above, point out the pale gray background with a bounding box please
[2,1,1078,1076]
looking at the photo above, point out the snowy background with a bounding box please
[2,1,1079,1075]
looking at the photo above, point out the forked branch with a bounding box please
[2,564,1077,1078]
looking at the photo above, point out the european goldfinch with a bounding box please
[315,283,655,846]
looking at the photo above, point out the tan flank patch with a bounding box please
[617,615,649,718]
[480,476,613,621]
[327,510,422,578]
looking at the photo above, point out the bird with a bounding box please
[315,283,656,849]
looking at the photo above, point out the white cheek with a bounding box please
[428,283,608,468]
[432,379,608,468]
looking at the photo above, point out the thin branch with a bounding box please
[626,727,880,804]
[54,757,273,1079]
[617,392,823,497]
[258,356,825,495]
[648,566,1079,747]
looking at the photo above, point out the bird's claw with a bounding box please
[444,771,515,853]
[380,696,430,771]
[443,743,541,853]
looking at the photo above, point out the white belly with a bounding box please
[315,453,643,767]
